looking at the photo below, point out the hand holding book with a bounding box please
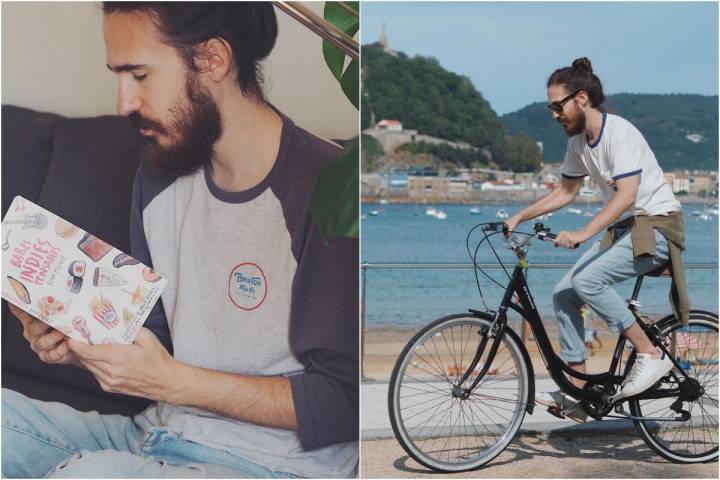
[9,303,80,367]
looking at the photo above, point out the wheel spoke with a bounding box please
[633,317,718,462]
[390,317,528,470]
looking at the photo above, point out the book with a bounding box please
[1,195,167,344]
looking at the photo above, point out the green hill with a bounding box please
[361,43,542,172]
[501,94,718,170]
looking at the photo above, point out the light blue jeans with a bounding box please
[1,388,300,478]
[552,227,669,363]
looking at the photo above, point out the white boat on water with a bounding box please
[566,207,582,215]
[496,209,509,219]
[469,207,481,215]
[708,205,719,216]
[692,210,703,216]
[435,210,448,220]
[369,210,380,216]
[537,214,549,220]
[379,198,389,205]
[426,207,437,216]
[698,213,712,221]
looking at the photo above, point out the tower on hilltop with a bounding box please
[378,22,397,57]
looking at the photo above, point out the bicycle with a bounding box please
[388,221,718,472]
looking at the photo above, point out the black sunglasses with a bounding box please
[547,90,581,113]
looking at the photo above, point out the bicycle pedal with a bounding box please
[608,391,626,404]
[547,406,566,419]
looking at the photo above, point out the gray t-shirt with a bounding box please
[129,111,358,478]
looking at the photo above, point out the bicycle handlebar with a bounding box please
[480,221,579,248]
[533,222,579,248]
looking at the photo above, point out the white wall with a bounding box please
[1,1,358,140]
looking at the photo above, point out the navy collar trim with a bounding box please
[587,111,607,148]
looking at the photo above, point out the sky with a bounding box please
[361,1,719,115]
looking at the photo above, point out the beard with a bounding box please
[129,73,223,178]
[558,108,586,137]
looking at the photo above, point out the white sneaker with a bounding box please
[621,352,673,397]
[535,390,588,423]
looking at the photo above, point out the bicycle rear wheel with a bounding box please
[388,313,530,472]
[629,311,718,463]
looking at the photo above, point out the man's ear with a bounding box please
[576,90,590,108]
[195,38,233,82]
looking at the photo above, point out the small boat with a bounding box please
[379,198,389,205]
[426,207,437,216]
[537,214,549,220]
[496,209,509,219]
[566,207,582,215]
[369,210,380,216]
[708,206,719,216]
[698,213,712,221]
[361,214,367,220]
[435,211,448,220]
[584,210,594,217]
[469,207,481,215]
[691,210,703,216]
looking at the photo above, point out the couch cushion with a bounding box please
[1,105,63,216]
[35,114,148,253]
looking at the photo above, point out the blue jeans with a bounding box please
[1,389,300,478]
[552,228,669,363]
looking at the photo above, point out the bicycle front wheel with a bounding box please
[629,311,718,463]
[388,313,530,472]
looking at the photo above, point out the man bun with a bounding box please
[572,57,593,73]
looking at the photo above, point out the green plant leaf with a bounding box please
[309,136,359,239]
[339,58,359,110]
[322,2,359,89]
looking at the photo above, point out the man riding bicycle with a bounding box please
[505,57,689,423]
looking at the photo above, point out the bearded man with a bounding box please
[505,57,686,423]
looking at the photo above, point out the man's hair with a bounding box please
[102,2,278,100]
[547,57,606,109]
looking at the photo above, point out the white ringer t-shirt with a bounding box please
[561,112,681,221]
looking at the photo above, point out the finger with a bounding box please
[26,319,51,339]
[30,329,65,353]
[132,327,158,347]
[66,338,114,363]
[10,305,35,328]
[40,344,70,363]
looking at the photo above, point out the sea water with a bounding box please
[361,203,719,328]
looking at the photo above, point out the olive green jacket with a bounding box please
[600,211,690,325]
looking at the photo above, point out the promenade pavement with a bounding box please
[362,375,638,439]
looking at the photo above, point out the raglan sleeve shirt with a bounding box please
[561,138,588,179]
[607,125,643,181]
[288,221,359,451]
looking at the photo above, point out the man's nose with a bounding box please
[116,82,141,117]
[551,110,561,120]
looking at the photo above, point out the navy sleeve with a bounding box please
[130,166,173,354]
[288,219,359,451]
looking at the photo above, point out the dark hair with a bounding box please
[547,57,606,109]
[102,2,278,100]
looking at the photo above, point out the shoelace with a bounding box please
[625,355,652,384]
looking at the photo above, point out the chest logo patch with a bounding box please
[228,263,267,311]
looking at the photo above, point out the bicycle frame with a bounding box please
[461,262,691,408]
